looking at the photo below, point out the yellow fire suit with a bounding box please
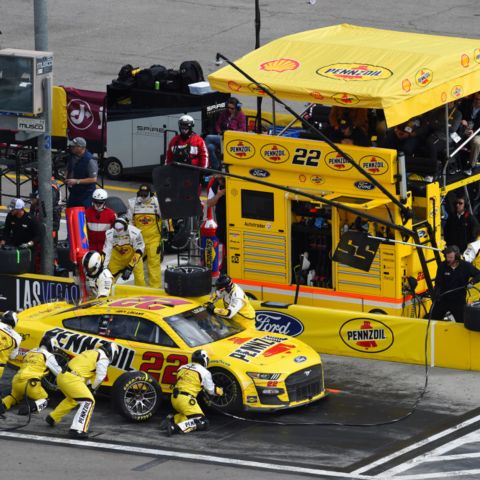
[103,224,145,286]
[170,362,222,433]
[1,346,62,411]
[49,348,109,434]
[0,322,22,379]
[210,283,256,328]
[127,195,162,288]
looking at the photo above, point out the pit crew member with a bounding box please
[82,250,114,299]
[86,189,117,253]
[0,311,22,381]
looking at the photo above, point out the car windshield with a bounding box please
[164,306,244,347]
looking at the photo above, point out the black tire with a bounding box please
[104,157,123,180]
[56,241,75,272]
[207,368,243,412]
[105,196,128,216]
[112,371,162,422]
[0,246,33,274]
[42,350,70,393]
[164,265,212,297]
[163,218,191,253]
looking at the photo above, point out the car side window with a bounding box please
[108,315,177,347]
[63,315,103,334]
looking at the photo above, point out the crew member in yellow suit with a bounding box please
[46,343,119,439]
[164,349,223,435]
[0,333,62,415]
[205,274,256,328]
[103,216,146,286]
[0,311,22,381]
[127,184,162,288]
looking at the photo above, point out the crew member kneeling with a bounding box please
[46,343,119,439]
[164,349,223,436]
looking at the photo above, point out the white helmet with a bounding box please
[92,189,108,210]
[82,251,103,277]
[178,114,194,138]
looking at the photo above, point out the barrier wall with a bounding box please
[2,273,478,371]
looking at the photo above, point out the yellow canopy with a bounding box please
[208,24,480,126]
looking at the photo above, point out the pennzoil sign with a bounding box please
[261,143,289,164]
[339,318,394,353]
[317,64,392,81]
[226,140,255,160]
[359,155,389,175]
[324,151,353,171]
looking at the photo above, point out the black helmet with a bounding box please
[97,342,119,363]
[215,274,233,291]
[82,251,103,277]
[191,349,209,368]
[1,310,18,328]
[40,333,59,353]
[178,114,194,139]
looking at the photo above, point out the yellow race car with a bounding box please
[11,294,326,421]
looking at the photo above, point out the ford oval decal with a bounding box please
[354,181,375,191]
[250,168,270,178]
[255,310,304,337]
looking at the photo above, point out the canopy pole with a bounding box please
[215,52,412,222]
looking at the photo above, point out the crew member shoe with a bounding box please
[17,405,30,416]
[69,429,89,439]
[165,416,175,437]
[45,414,55,427]
[0,401,6,415]
[464,169,472,176]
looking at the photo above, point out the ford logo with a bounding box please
[354,181,375,191]
[250,168,270,178]
[255,311,304,337]
[294,356,307,363]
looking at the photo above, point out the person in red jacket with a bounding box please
[166,115,208,168]
[86,189,117,253]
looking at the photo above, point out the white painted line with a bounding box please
[392,469,480,479]
[352,414,480,474]
[0,430,373,479]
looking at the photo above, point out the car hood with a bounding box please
[210,331,320,371]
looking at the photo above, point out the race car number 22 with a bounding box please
[140,352,188,384]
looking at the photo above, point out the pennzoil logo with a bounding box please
[260,58,300,72]
[261,143,289,163]
[247,83,273,96]
[324,151,353,171]
[226,140,255,159]
[475,49,480,64]
[360,155,389,175]
[333,92,359,105]
[310,175,325,185]
[339,318,394,353]
[451,85,463,98]
[317,63,392,81]
[415,68,433,87]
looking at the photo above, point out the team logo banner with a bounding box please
[332,231,380,272]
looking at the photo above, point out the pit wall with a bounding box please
[3,273,479,371]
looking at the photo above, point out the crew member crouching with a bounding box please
[164,349,223,435]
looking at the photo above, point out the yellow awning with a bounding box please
[208,24,480,126]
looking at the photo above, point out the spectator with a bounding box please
[459,92,480,173]
[0,198,39,249]
[205,98,246,170]
[127,184,162,288]
[206,174,226,272]
[86,189,117,253]
[430,245,480,323]
[65,137,98,208]
[444,195,478,252]
[166,115,208,168]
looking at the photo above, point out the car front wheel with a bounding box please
[112,371,163,422]
[208,368,243,412]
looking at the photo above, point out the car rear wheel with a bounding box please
[112,371,163,422]
[208,368,243,412]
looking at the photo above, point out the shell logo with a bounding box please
[333,92,359,105]
[461,54,470,68]
[359,155,389,175]
[310,91,324,100]
[299,175,306,183]
[339,318,394,353]
[415,68,433,87]
[260,143,289,164]
[226,140,255,160]
[310,175,325,185]
[402,79,411,93]
[316,63,392,81]
[260,58,300,73]
[451,85,463,98]
[247,83,272,96]
[324,151,353,171]
[227,80,242,92]
[475,49,480,64]
[441,92,447,103]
